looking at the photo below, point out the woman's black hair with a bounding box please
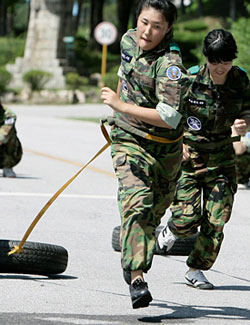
[203,29,238,63]
[136,0,177,27]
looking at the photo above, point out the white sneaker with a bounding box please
[157,226,177,252]
[3,168,16,178]
[185,270,214,289]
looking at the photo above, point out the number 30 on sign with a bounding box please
[94,22,118,77]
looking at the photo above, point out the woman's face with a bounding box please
[136,7,171,51]
[206,59,233,84]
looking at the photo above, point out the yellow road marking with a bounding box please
[24,148,116,178]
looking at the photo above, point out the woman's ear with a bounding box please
[166,25,172,34]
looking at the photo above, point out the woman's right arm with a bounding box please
[101,85,173,128]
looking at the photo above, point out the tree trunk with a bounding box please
[180,0,186,15]
[229,0,236,21]
[0,1,7,36]
[74,0,84,34]
[6,3,14,35]
[132,0,140,27]
[197,0,203,16]
[117,0,134,40]
[90,0,105,38]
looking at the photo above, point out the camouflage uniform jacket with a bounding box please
[183,64,250,171]
[0,105,17,144]
[116,28,187,141]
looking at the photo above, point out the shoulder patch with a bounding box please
[188,65,200,75]
[187,116,202,131]
[166,66,182,81]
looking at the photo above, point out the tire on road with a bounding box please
[0,240,68,275]
[112,225,198,256]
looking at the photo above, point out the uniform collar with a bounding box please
[196,64,235,89]
[195,64,214,88]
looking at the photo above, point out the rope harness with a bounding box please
[8,122,111,255]
[8,117,183,255]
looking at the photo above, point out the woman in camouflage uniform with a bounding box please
[158,29,250,289]
[0,102,22,178]
[101,0,187,309]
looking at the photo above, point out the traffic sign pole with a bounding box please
[101,44,108,77]
[94,22,117,82]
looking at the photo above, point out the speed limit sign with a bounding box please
[94,22,118,46]
[94,22,118,79]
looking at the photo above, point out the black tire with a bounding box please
[112,225,198,256]
[112,226,122,252]
[0,240,68,275]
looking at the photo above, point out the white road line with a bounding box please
[0,192,116,200]
[36,318,121,324]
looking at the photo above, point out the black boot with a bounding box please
[129,278,152,309]
[123,269,131,285]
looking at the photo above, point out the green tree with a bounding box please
[0,0,29,37]
[231,5,250,74]
[188,0,248,20]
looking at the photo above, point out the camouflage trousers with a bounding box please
[111,127,182,272]
[235,152,250,184]
[0,128,23,168]
[168,167,237,270]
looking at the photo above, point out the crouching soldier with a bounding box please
[0,101,23,177]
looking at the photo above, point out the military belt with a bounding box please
[102,116,183,144]
[184,135,241,150]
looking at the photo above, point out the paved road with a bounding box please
[0,104,250,324]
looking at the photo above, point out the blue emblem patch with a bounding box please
[246,132,250,139]
[187,116,202,131]
[166,66,182,80]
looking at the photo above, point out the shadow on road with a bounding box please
[139,302,250,323]
[0,274,77,280]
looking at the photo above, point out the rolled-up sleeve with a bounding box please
[156,102,182,129]
[155,55,189,128]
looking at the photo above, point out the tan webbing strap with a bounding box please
[104,116,183,144]
[145,132,183,144]
[8,122,111,255]
[184,135,241,150]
